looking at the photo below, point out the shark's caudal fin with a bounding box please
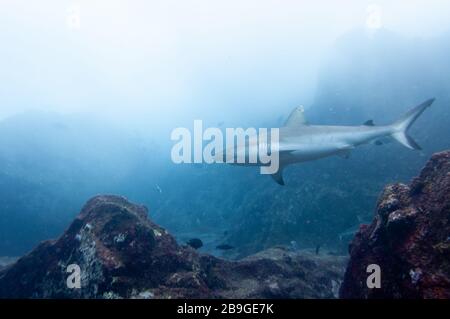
[391,98,435,150]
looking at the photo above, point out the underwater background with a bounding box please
[0,1,450,262]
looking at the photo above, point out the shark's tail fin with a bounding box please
[390,98,435,150]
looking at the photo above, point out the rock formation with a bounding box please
[340,150,450,298]
[0,195,346,299]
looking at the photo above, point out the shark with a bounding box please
[220,98,435,185]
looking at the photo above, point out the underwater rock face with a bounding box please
[0,195,346,299]
[340,150,450,299]
[0,257,17,271]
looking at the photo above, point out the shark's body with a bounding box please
[224,98,435,185]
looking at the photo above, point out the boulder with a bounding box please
[0,195,346,299]
[340,151,450,298]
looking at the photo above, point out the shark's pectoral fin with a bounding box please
[261,165,286,185]
[271,169,285,185]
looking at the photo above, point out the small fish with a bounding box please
[315,244,321,255]
[155,184,162,194]
[216,244,234,250]
[186,238,203,249]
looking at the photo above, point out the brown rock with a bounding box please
[0,195,346,299]
[340,151,450,299]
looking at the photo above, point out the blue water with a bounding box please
[1,11,450,259]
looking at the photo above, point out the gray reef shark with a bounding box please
[221,98,434,185]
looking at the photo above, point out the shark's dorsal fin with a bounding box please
[285,106,308,127]
[363,120,375,126]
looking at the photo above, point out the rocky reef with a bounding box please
[0,257,17,271]
[0,195,346,299]
[340,150,450,298]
